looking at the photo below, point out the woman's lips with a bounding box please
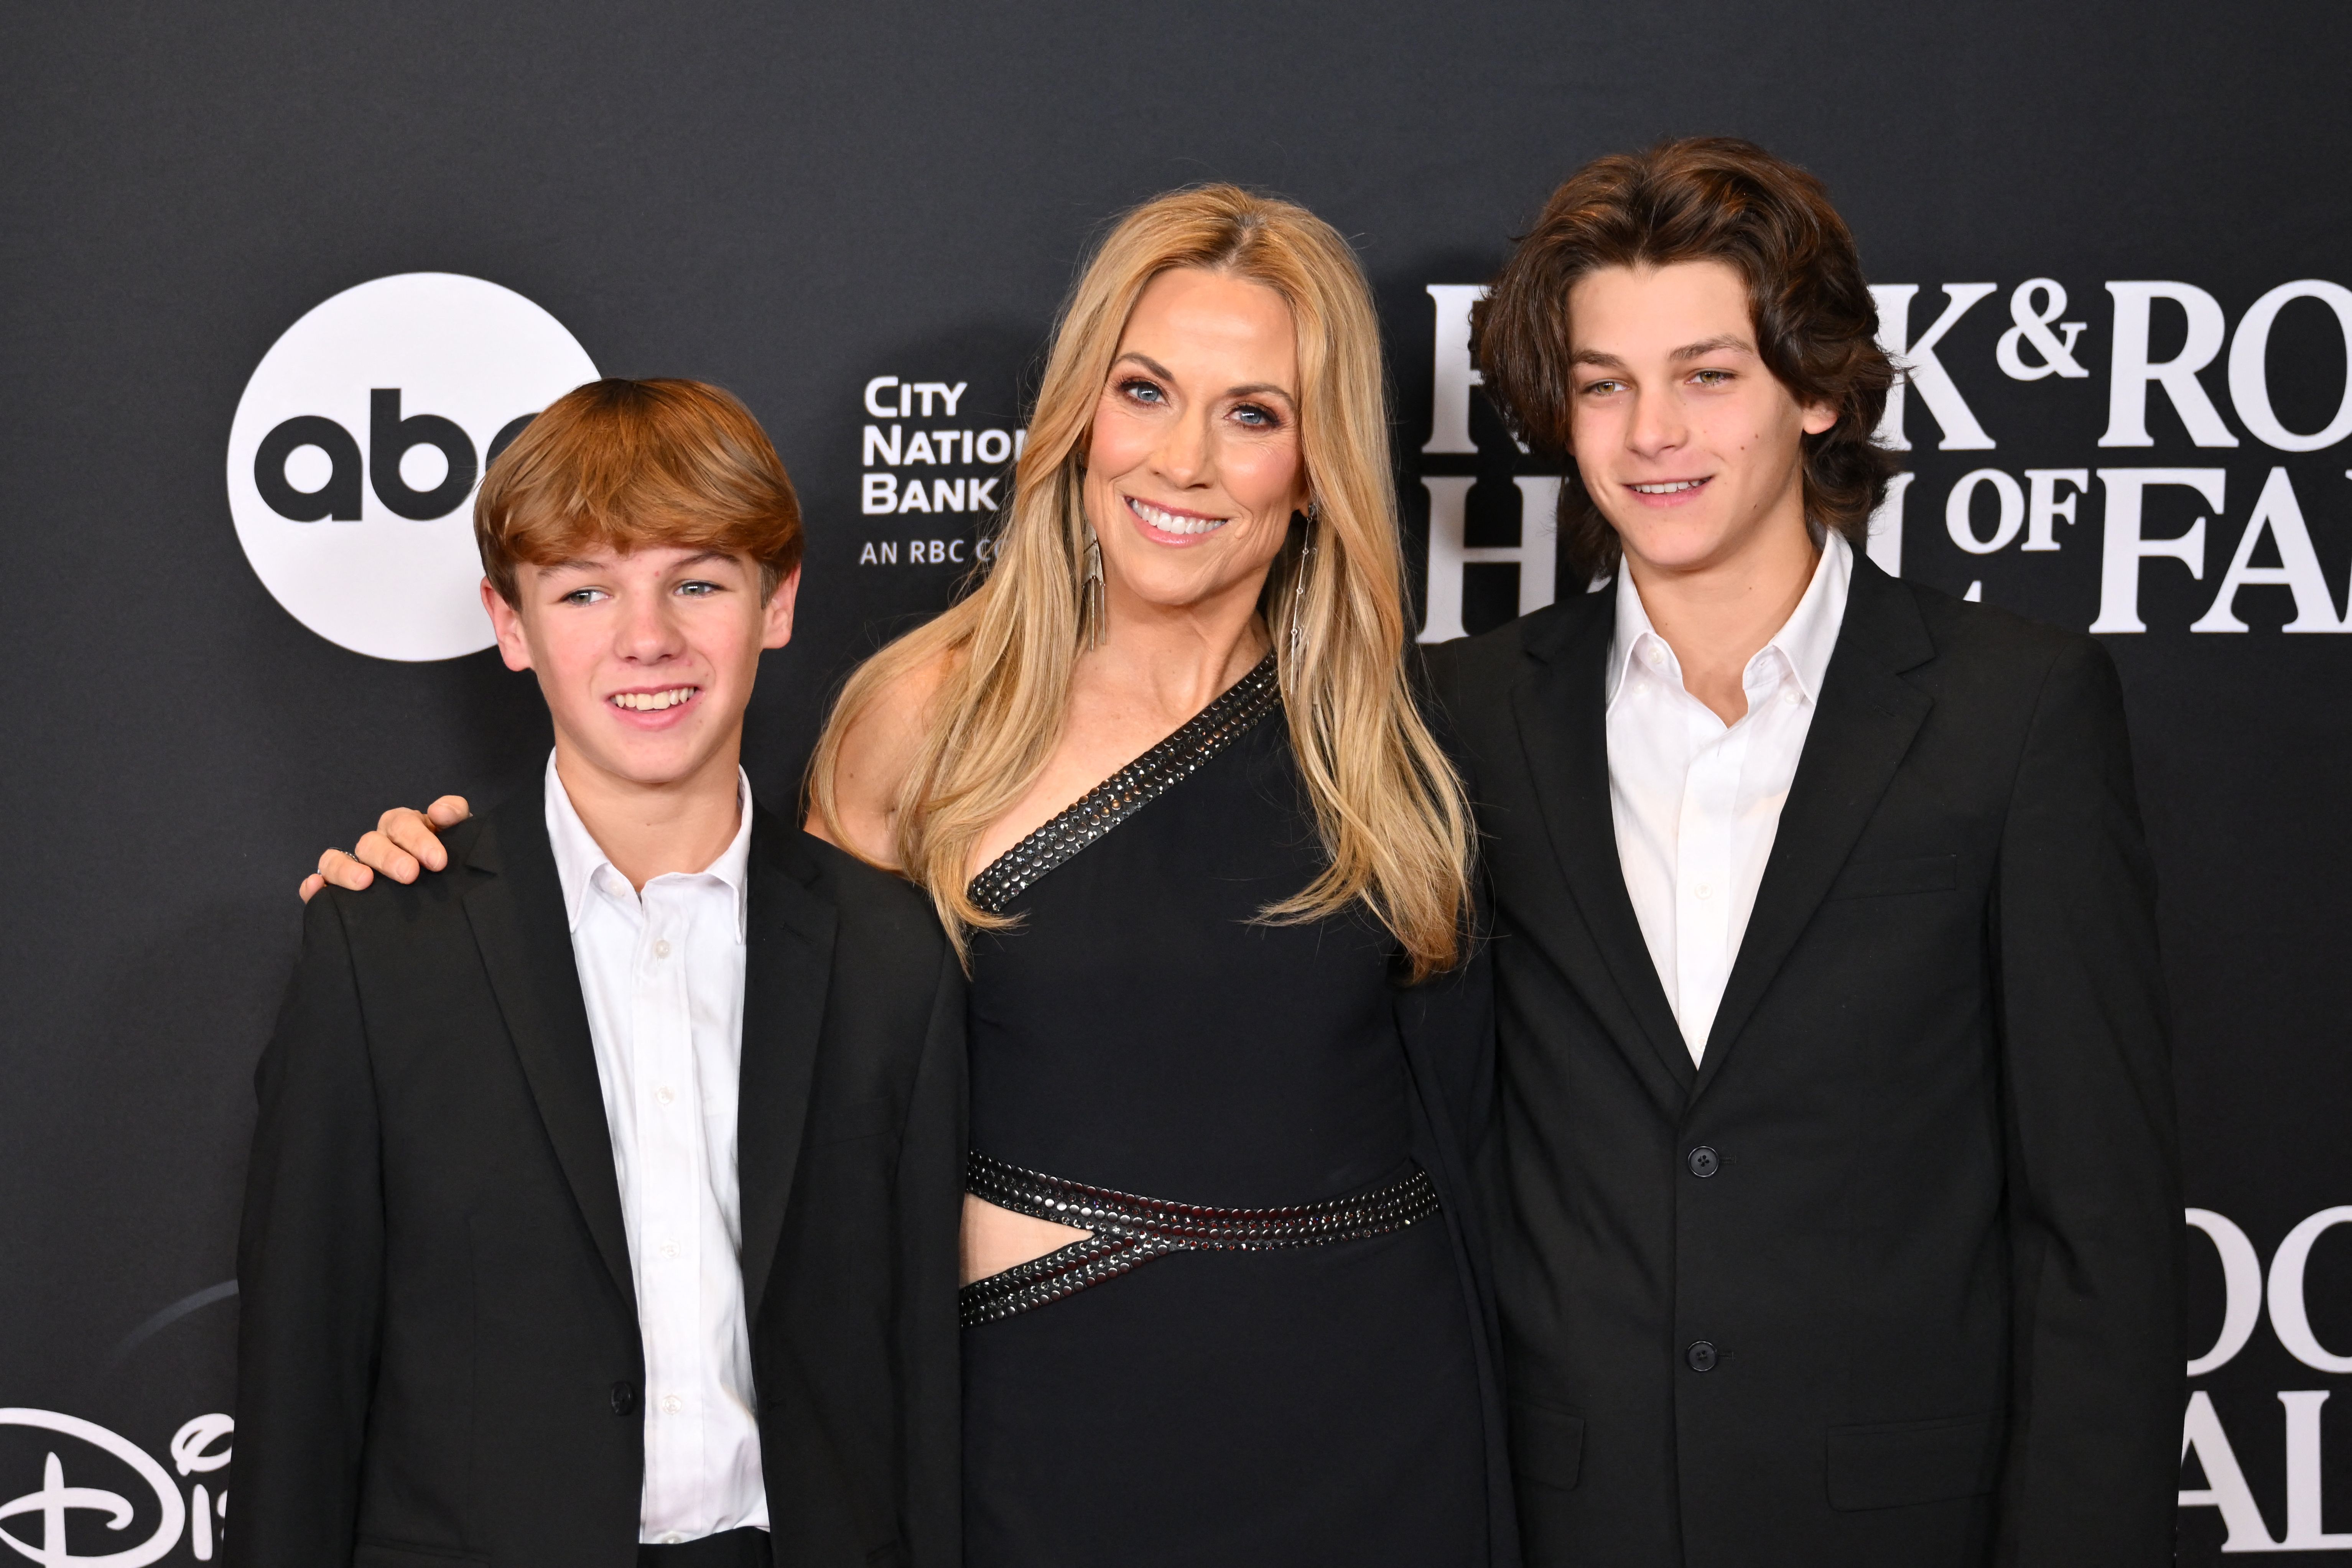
[1126,494,1229,542]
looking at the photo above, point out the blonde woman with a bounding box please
[309,189,1511,1563]
[814,186,1504,1565]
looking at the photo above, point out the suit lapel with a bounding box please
[735,811,837,1325]
[1510,598,1697,1099]
[1692,556,1937,1098]
[461,797,637,1315]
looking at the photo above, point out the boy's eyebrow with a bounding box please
[1671,334,1756,360]
[1569,335,1757,371]
[537,550,741,576]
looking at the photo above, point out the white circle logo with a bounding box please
[226,273,597,661]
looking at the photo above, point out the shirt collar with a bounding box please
[1605,530,1853,712]
[543,750,755,942]
[1606,560,1668,709]
[1769,530,1852,708]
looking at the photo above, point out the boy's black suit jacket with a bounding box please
[230,795,965,1568]
[1425,553,2183,1568]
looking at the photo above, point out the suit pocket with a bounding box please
[1826,853,1958,901]
[819,1095,901,1145]
[1508,1399,1585,1492]
[355,1539,488,1568]
[1825,1412,2001,1510]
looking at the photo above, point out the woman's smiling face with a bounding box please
[1082,265,1309,621]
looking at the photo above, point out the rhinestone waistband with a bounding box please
[958,1150,1440,1328]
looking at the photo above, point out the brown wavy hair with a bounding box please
[1475,137,1898,583]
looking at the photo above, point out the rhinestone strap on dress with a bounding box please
[959,1151,1442,1327]
[965,652,1282,915]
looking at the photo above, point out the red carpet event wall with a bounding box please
[3,4,2347,1560]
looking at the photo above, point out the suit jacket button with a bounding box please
[1687,1146,1720,1178]
[611,1382,637,1417]
[1686,1340,1718,1373]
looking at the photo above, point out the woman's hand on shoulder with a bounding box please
[805,650,953,869]
[298,795,474,902]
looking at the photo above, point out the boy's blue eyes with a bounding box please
[557,580,722,604]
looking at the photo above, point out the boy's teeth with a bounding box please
[1129,497,1226,535]
[1632,480,1703,494]
[612,687,697,711]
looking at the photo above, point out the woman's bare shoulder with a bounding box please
[807,645,958,864]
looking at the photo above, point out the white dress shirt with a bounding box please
[1606,532,1853,1065]
[545,754,769,1543]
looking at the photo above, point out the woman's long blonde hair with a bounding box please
[810,184,1473,979]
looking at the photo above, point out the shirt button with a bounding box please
[1644,645,1666,668]
[659,1238,680,1259]
[654,1085,676,1106]
[1782,687,1802,706]
[1694,882,1713,900]
[662,1394,682,1415]
[653,938,672,959]
[662,1534,684,1546]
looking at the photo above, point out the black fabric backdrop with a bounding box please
[4,3,2348,1560]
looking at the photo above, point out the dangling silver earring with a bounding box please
[1082,523,1106,650]
[1289,501,1320,658]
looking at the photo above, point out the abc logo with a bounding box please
[226,273,597,661]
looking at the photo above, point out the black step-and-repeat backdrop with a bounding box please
[4,4,2348,1560]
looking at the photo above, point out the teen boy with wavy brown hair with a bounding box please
[1428,139,2182,1566]
[235,380,962,1568]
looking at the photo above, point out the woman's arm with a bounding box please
[805,648,952,869]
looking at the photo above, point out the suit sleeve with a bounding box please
[1392,821,1518,1565]
[1411,637,1504,1168]
[1990,636,2184,1567]
[1412,638,1478,798]
[230,892,384,1568]
[894,939,967,1568]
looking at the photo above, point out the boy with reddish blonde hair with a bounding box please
[239,380,962,1568]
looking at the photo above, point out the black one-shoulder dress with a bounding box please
[959,657,1490,1567]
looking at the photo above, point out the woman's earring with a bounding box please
[1083,524,1106,650]
[1289,501,1320,658]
